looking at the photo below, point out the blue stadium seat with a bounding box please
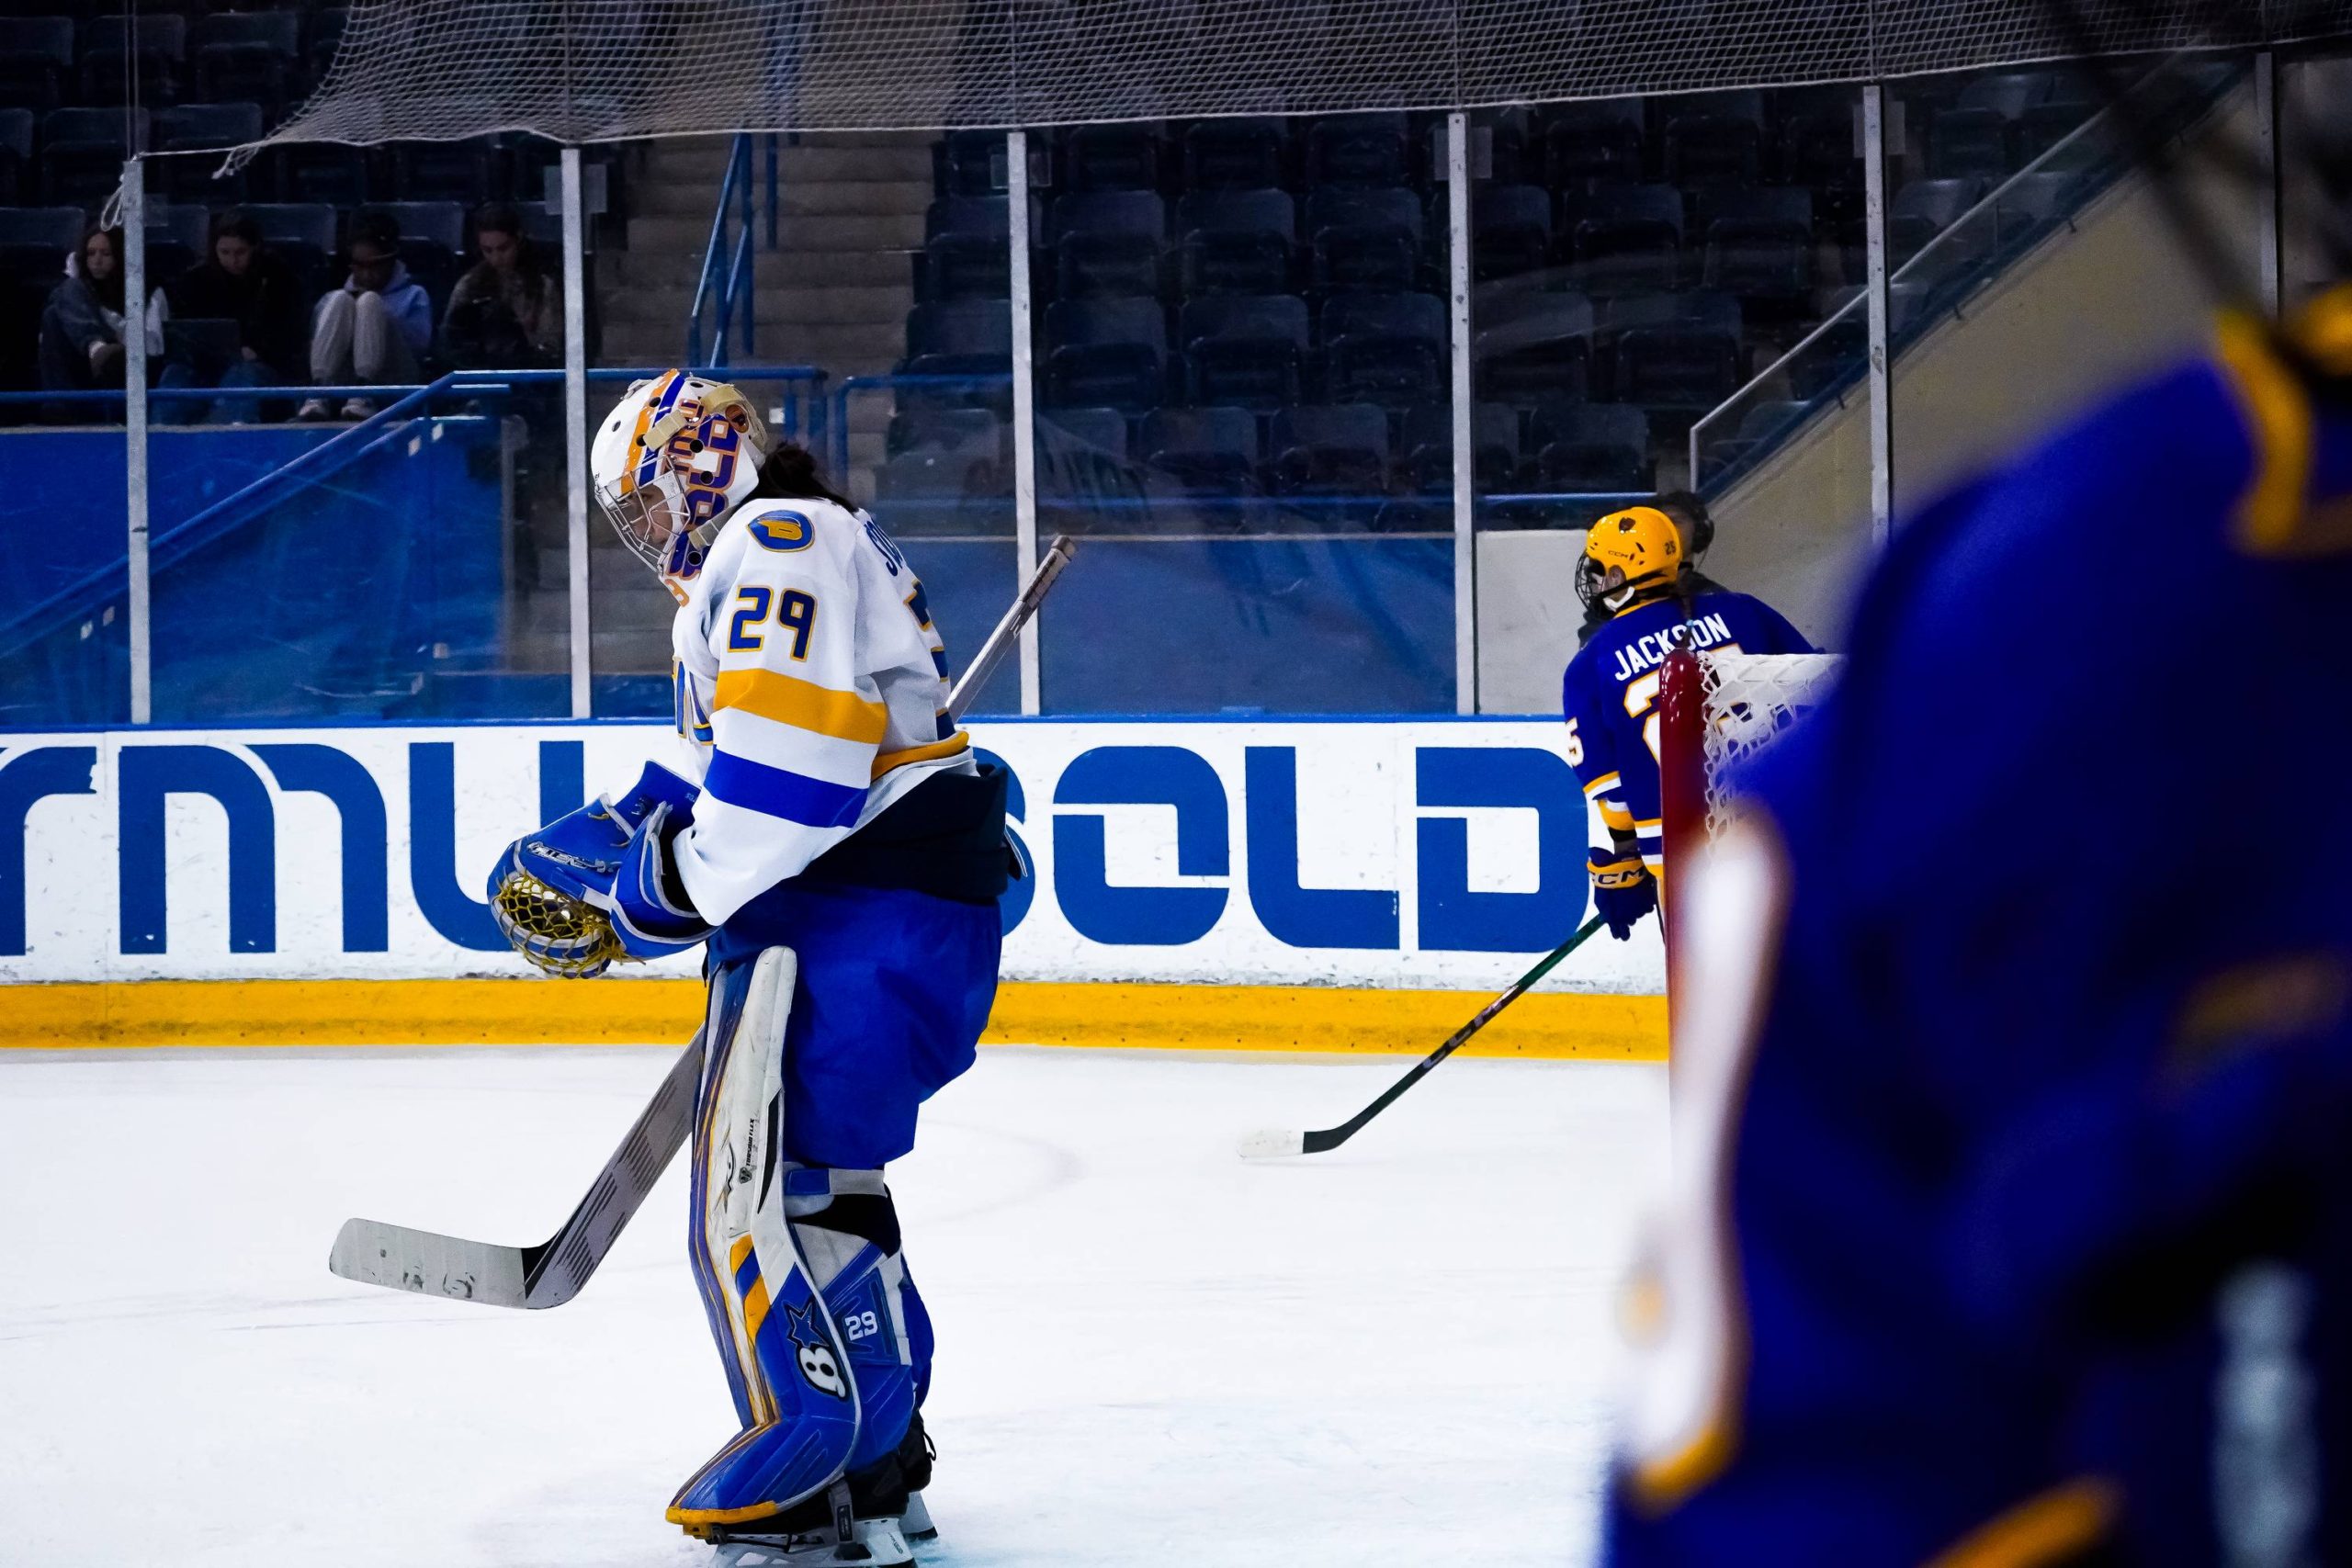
[1775,85,1862,191]
[1928,107,2016,179]
[876,406,1007,513]
[270,142,373,205]
[1306,113,1409,186]
[1699,186,1814,303]
[1542,99,1646,190]
[1399,402,1520,492]
[1529,401,1651,491]
[153,103,265,203]
[192,11,300,115]
[922,195,1035,299]
[40,107,145,208]
[1044,298,1167,411]
[1304,185,1421,293]
[1320,290,1444,408]
[1061,124,1161,192]
[0,108,30,206]
[1179,292,1307,409]
[1474,288,1594,403]
[144,199,210,280]
[375,200,467,305]
[2018,77,2104,162]
[899,299,1013,414]
[887,403,1004,459]
[1602,290,1746,414]
[1662,91,1765,187]
[0,204,85,280]
[0,17,73,114]
[241,201,340,293]
[1038,407,1129,459]
[1174,188,1293,297]
[1050,190,1165,299]
[1141,406,1261,494]
[306,7,349,85]
[78,13,185,106]
[1182,118,1287,189]
[1889,176,1987,260]
[936,130,1007,197]
[1470,183,1552,281]
[1566,184,1683,295]
[395,141,506,203]
[1271,403,1389,496]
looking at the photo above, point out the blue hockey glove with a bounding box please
[486,761,701,909]
[608,800,713,961]
[1589,847,1657,941]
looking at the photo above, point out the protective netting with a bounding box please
[254,0,2352,150]
[1696,652,1843,841]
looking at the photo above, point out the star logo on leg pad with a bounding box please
[785,1302,850,1401]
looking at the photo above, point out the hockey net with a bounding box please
[1656,649,1842,921]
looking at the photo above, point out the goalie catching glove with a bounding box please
[1589,845,1657,942]
[489,761,714,976]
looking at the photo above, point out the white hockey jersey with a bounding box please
[662,496,973,927]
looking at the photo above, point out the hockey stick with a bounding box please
[327,535,1080,1309]
[1237,913,1609,1160]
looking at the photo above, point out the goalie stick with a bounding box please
[328,535,1080,1310]
[1237,913,1607,1160]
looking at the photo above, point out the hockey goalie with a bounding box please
[486,371,1012,1564]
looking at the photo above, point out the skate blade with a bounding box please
[714,1517,912,1566]
[900,1491,937,1542]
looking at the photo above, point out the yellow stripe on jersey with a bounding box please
[1598,800,1635,832]
[1923,1478,2119,1568]
[873,732,971,779]
[711,668,888,744]
[2216,311,2318,556]
[1581,771,1623,798]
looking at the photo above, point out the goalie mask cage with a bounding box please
[1657,649,1844,978]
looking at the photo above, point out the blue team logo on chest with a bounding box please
[748,512,815,552]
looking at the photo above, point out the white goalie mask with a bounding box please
[591,372,774,600]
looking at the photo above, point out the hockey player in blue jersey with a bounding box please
[1602,276,2352,1564]
[1560,503,1815,940]
[485,373,1008,1565]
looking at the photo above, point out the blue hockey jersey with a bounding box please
[1605,296,2352,1565]
[1561,590,1815,871]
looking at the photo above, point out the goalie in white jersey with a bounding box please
[489,372,1012,1564]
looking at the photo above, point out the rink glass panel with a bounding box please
[0,423,130,727]
[147,409,564,722]
[1011,116,1456,715]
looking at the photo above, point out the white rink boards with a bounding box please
[0,1043,1667,1567]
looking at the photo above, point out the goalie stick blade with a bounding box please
[1237,1128,1306,1160]
[327,1035,702,1311]
[330,1216,534,1307]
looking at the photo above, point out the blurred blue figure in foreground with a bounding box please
[1604,279,2352,1565]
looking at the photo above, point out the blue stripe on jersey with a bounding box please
[704,751,866,828]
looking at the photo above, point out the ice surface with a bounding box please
[0,1043,1668,1567]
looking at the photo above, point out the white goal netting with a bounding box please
[1690,651,1844,845]
[249,0,2352,150]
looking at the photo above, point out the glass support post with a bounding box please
[1862,85,1894,547]
[1446,112,1476,715]
[123,156,152,723]
[1007,129,1042,716]
[561,146,593,716]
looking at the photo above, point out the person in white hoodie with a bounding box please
[299,209,433,420]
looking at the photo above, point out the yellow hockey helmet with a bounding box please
[1577,505,1684,613]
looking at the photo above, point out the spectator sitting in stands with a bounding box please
[39,225,162,397]
[440,202,562,368]
[300,210,432,420]
[157,211,311,424]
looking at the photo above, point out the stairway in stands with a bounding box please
[560,131,937,703]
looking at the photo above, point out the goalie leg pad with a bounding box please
[786,1168,922,1475]
[672,946,864,1535]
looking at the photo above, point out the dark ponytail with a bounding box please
[751,441,857,513]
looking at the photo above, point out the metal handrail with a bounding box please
[687,135,751,367]
[686,133,778,367]
[1683,60,2216,489]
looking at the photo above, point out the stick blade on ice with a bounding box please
[330,1216,533,1308]
[1238,1128,1306,1160]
